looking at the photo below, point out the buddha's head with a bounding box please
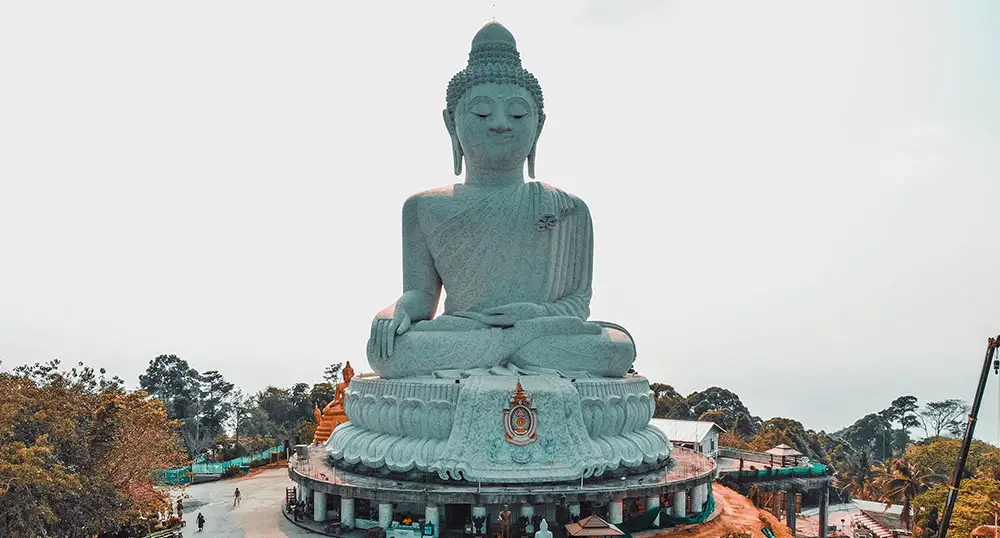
[342,361,354,383]
[445,22,545,178]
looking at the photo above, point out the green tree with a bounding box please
[323,362,344,384]
[884,395,921,434]
[877,458,946,531]
[649,383,690,419]
[309,383,337,408]
[835,449,879,501]
[842,413,895,461]
[1,360,187,537]
[912,477,1000,538]
[918,399,969,439]
[138,354,199,420]
[139,355,236,456]
[687,387,762,436]
[905,438,1000,480]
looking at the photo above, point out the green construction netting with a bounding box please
[155,468,192,486]
[619,483,716,538]
[719,462,828,480]
[157,445,283,484]
[190,445,283,474]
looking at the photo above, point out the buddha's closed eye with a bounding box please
[509,103,528,119]
[471,104,492,118]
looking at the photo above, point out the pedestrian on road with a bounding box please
[196,513,205,532]
[233,487,242,506]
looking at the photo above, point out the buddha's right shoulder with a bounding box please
[410,184,457,200]
[403,185,458,210]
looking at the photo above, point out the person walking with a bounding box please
[196,513,205,532]
[233,487,242,506]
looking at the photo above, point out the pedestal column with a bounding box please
[313,491,327,522]
[520,504,535,533]
[817,487,829,538]
[342,497,355,529]
[671,491,687,518]
[785,491,797,534]
[300,485,311,503]
[425,505,440,538]
[608,499,623,525]
[646,495,661,527]
[379,502,393,529]
[691,487,704,514]
[472,505,487,535]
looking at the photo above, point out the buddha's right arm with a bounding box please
[375,195,441,322]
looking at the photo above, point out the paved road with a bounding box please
[174,467,312,538]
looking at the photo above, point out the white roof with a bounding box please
[765,444,803,457]
[649,418,725,444]
[853,499,903,515]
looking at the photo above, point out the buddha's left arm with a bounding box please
[542,202,593,320]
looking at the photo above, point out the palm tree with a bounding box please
[877,458,947,531]
[835,450,879,501]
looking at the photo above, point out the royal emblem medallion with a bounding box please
[504,377,538,446]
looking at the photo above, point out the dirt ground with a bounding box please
[645,485,794,538]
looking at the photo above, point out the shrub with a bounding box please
[221,466,246,479]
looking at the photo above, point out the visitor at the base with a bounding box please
[196,513,205,532]
[233,487,241,506]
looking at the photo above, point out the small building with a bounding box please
[765,444,804,468]
[649,419,724,459]
[564,515,625,538]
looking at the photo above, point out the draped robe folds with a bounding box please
[367,182,635,378]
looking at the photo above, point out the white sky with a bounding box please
[2,1,999,442]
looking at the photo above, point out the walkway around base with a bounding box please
[281,504,366,538]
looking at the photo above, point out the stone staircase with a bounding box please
[852,512,892,538]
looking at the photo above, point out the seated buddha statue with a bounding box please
[367,22,635,379]
[313,362,355,444]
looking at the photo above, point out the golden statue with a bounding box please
[313,362,355,444]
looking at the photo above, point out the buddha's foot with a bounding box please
[367,316,636,378]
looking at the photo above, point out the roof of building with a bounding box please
[765,444,803,457]
[564,515,625,537]
[851,500,902,515]
[972,526,1000,538]
[649,419,725,444]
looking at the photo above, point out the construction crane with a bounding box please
[935,335,1000,538]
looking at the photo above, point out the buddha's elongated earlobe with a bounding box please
[443,109,463,176]
[527,113,546,179]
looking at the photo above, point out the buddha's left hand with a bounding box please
[455,302,547,327]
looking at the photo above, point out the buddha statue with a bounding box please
[327,22,670,483]
[312,361,355,444]
[367,22,635,379]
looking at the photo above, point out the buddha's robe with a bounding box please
[368,182,634,378]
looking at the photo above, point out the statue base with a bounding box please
[325,374,670,483]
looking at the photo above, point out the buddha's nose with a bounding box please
[489,118,513,133]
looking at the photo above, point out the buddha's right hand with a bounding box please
[368,303,412,360]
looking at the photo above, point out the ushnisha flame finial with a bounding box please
[445,22,544,127]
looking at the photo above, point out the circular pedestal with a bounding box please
[326,374,670,483]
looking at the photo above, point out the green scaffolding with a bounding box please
[620,483,715,538]
[156,445,283,485]
[718,462,828,480]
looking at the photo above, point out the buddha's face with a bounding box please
[454,83,539,172]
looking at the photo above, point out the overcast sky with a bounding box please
[2,1,999,442]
